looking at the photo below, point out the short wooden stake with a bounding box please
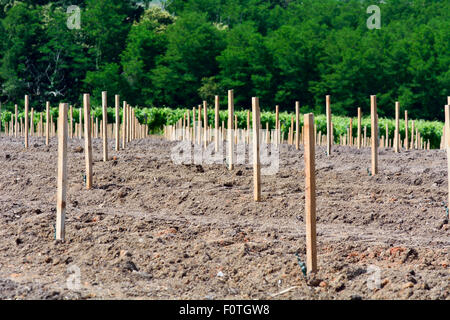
[56,103,68,241]
[304,113,317,274]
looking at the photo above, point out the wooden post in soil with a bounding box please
[304,112,317,274]
[411,121,415,149]
[14,104,18,137]
[198,105,202,145]
[122,102,126,148]
[203,101,208,149]
[84,94,93,190]
[228,90,234,170]
[445,105,450,208]
[371,95,378,175]
[192,107,196,144]
[102,91,108,162]
[247,110,250,144]
[326,95,331,155]
[405,111,409,151]
[252,97,261,202]
[349,117,353,146]
[275,105,279,146]
[385,124,389,148]
[56,103,68,241]
[30,108,34,137]
[69,105,73,139]
[295,101,300,150]
[357,108,361,149]
[115,95,120,151]
[394,102,400,152]
[45,102,50,145]
[215,96,219,152]
[24,95,29,148]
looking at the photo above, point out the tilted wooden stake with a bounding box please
[215,96,219,152]
[56,103,68,241]
[228,90,234,170]
[326,95,332,155]
[371,95,378,175]
[252,97,261,202]
[84,94,93,190]
[115,95,120,151]
[24,95,29,148]
[102,91,108,162]
[304,113,317,274]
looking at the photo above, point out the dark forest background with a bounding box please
[0,0,448,120]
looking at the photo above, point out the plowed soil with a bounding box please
[0,135,448,300]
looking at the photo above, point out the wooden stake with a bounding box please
[445,105,450,208]
[24,95,29,148]
[295,101,300,149]
[14,104,18,137]
[56,103,68,241]
[275,105,279,146]
[405,111,409,151]
[304,113,317,274]
[115,95,120,151]
[326,95,331,155]
[357,107,361,149]
[228,90,234,170]
[252,97,261,202]
[102,91,108,162]
[203,101,208,149]
[371,96,378,175]
[394,102,400,152]
[83,94,93,189]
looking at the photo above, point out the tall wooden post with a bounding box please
[115,95,120,151]
[405,111,409,151]
[24,95,29,148]
[252,97,261,202]
[394,102,400,152]
[295,101,300,150]
[192,107,196,144]
[102,91,108,162]
[122,101,127,148]
[304,113,317,274]
[84,94,93,190]
[411,120,415,149]
[228,90,234,170]
[349,117,353,146]
[326,95,331,155]
[56,103,68,241]
[371,96,378,175]
[215,96,219,152]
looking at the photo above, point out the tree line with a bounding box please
[0,0,448,120]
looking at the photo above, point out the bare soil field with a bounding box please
[0,135,448,300]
